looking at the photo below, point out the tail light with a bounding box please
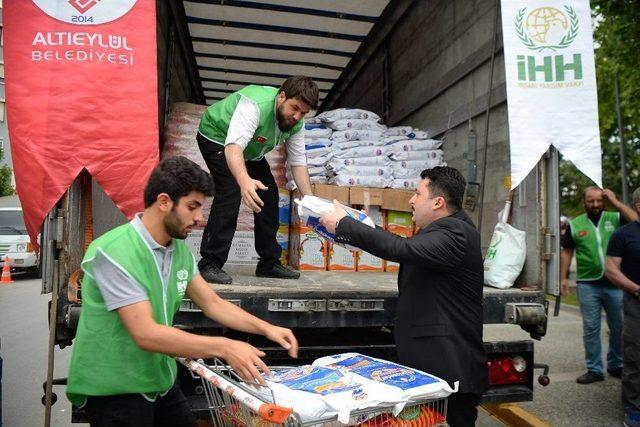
[488,356,527,385]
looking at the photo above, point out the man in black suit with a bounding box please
[320,166,488,427]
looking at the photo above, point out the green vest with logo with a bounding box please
[198,85,303,161]
[570,211,620,281]
[66,222,195,406]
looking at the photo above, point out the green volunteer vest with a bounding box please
[198,85,303,161]
[66,222,195,406]
[570,211,620,280]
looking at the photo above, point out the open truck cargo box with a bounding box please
[23,1,560,419]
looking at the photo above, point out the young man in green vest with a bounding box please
[66,156,298,426]
[196,76,318,284]
[561,187,638,384]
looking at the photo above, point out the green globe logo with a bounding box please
[515,5,579,52]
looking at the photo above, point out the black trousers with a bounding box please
[623,295,640,414]
[198,139,281,269]
[84,380,196,427]
[446,392,481,427]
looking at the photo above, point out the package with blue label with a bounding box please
[313,353,458,401]
[257,365,398,424]
[294,195,375,250]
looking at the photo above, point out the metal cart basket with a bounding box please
[178,357,449,426]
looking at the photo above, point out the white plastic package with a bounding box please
[305,126,333,139]
[331,130,384,143]
[305,145,331,158]
[330,146,390,159]
[484,221,526,289]
[259,364,402,424]
[332,139,378,150]
[294,196,375,250]
[332,175,392,188]
[332,165,392,177]
[316,108,381,123]
[313,353,458,401]
[386,139,443,152]
[389,149,444,162]
[328,119,387,132]
[390,179,420,190]
[328,156,391,169]
[383,126,414,137]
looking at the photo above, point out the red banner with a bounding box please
[4,0,159,244]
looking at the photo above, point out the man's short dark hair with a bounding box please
[420,166,466,213]
[144,156,214,207]
[279,76,319,110]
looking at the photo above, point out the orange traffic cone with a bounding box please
[1,256,13,284]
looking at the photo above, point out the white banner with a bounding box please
[501,1,602,189]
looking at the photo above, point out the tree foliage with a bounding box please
[0,147,14,197]
[560,0,640,217]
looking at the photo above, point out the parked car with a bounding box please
[0,207,39,276]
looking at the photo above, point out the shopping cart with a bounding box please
[177,357,449,427]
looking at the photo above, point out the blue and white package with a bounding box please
[313,353,458,401]
[260,365,397,424]
[294,196,375,250]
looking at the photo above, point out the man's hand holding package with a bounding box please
[319,200,348,234]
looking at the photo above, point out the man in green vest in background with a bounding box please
[66,156,298,426]
[196,76,318,284]
[561,187,638,384]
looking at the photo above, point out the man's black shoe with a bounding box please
[200,266,232,284]
[607,367,623,379]
[576,371,604,384]
[256,263,301,279]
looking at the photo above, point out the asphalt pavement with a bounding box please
[0,275,623,426]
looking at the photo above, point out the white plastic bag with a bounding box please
[332,129,383,143]
[328,119,386,132]
[483,222,526,289]
[316,108,381,123]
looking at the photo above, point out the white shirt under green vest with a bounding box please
[570,211,620,281]
[197,85,307,165]
[66,216,196,407]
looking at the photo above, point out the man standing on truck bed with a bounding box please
[196,76,318,284]
[319,166,488,427]
[560,187,638,384]
[66,156,298,427]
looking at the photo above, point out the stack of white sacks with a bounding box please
[383,127,445,190]
[303,108,446,189]
[302,117,332,185]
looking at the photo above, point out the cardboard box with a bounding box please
[382,188,414,212]
[350,187,383,206]
[385,210,414,236]
[227,231,260,265]
[185,229,259,265]
[357,251,385,271]
[312,183,350,204]
[384,210,414,272]
[328,243,357,271]
[354,206,384,271]
[289,226,327,270]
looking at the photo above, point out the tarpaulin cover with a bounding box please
[4,0,159,244]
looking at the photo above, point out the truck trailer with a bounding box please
[29,0,559,422]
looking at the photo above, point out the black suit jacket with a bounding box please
[335,210,488,394]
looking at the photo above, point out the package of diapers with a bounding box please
[294,196,374,250]
[313,353,458,401]
[260,365,394,423]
